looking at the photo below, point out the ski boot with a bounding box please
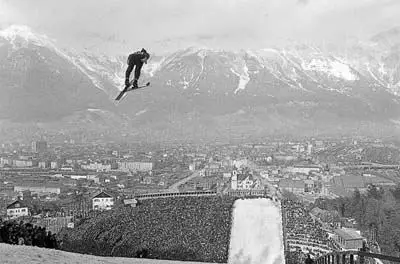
[132,79,138,89]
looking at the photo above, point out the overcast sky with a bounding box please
[0,0,399,55]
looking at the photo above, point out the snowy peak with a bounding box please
[142,44,399,98]
[0,25,56,49]
[1,26,399,100]
[0,25,127,95]
[1,34,400,139]
[153,47,254,93]
[67,51,126,93]
[300,56,359,81]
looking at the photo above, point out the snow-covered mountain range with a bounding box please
[1,25,400,141]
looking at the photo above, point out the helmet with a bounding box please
[141,48,150,59]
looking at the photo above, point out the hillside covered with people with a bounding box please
[58,196,237,263]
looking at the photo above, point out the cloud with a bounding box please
[1,0,399,54]
[197,34,215,41]
[297,0,309,5]
[0,0,24,28]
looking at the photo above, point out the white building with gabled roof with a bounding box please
[92,191,114,211]
[7,200,30,219]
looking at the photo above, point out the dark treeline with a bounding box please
[313,184,400,257]
[0,219,58,249]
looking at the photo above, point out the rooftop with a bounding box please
[93,191,113,199]
[333,175,365,188]
[279,179,304,189]
[334,228,364,241]
[7,200,28,209]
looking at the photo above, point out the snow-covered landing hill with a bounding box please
[0,243,215,264]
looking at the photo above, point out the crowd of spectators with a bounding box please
[282,199,334,261]
[0,219,58,249]
[59,196,237,263]
[2,196,337,263]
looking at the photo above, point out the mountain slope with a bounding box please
[1,25,400,140]
[0,25,113,122]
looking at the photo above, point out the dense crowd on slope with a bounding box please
[0,220,58,249]
[59,196,237,263]
[282,199,333,259]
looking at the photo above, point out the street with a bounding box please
[168,170,200,192]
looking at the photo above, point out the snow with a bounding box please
[195,51,206,84]
[303,58,358,81]
[87,108,109,115]
[179,77,190,89]
[228,198,285,264]
[70,61,106,91]
[261,48,280,54]
[144,59,165,77]
[197,49,207,60]
[135,109,147,116]
[367,63,400,93]
[0,25,111,93]
[276,52,321,89]
[330,60,358,81]
[70,55,110,90]
[245,50,260,59]
[70,54,124,92]
[378,62,387,76]
[0,244,212,264]
[366,64,386,87]
[0,25,55,50]
[178,47,210,58]
[230,64,250,94]
[251,50,310,92]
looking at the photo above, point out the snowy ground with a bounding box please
[0,244,214,264]
[1,198,285,264]
[228,198,285,264]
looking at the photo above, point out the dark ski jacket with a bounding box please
[127,51,148,66]
[125,51,149,81]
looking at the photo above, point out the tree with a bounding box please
[313,186,400,258]
[281,190,298,201]
[367,185,381,200]
[382,190,396,215]
[392,184,400,201]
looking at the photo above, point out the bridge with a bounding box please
[125,189,272,201]
[342,163,400,170]
[131,190,218,200]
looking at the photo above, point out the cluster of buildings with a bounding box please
[231,168,261,190]
[6,190,115,219]
[1,156,154,173]
[1,136,398,242]
[252,161,399,201]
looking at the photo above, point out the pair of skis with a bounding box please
[115,81,151,101]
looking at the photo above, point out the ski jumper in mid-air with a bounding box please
[125,48,150,88]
